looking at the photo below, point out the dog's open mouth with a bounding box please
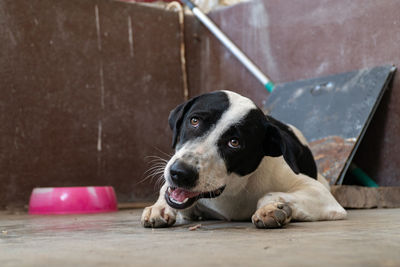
[164,186,226,209]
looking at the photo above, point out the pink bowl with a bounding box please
[29,186,118,215]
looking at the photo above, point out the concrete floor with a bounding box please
[1,209,399,267]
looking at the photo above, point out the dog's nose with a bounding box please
[169,161,198,188]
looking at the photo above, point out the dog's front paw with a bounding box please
[252,202,292,229]
[141,204,177,228]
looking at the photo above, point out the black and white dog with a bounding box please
[141,90,346,228]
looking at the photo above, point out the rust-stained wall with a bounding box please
[0,0,185,208]
[185,0,400,186]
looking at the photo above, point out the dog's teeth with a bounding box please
[182,198,189,203]
[168,187,172,194]
[170,197,183,205]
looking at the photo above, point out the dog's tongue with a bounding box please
[170,188,200,202]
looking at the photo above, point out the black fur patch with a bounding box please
[169,91,230,149]
[264,116,317,179]
[217,109,266,176]
[217,109,317,179]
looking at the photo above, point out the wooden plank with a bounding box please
[331,185,400,208]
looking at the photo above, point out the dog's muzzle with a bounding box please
[164,185,226,209]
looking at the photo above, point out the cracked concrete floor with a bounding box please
[1,209,399,267]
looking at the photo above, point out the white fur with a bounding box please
[192,156,346,222]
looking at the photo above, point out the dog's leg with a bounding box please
[252,176,346,229]
[141,184,177,228]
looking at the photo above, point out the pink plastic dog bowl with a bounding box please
[29,186,118,215]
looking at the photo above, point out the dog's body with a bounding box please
[142,90,346,228]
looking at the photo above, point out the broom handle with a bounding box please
[181,0,275,92]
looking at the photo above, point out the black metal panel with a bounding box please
[264,65,396,184]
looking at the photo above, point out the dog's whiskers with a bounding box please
[144,165,165,177]
[150,146,174,158]
[144,164,167,173]
[145,156,168,164]
[137,155,169,186]
[155,175,165,189]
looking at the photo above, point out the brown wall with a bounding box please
[185,0,400,186]
[0,0,185,208]
[0,0,399,208]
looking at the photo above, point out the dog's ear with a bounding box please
[168,97,198,149]
[263,119,316,178]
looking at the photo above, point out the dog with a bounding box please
[141,90,346,228]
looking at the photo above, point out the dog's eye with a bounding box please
[190,117,200,127]
[228,138,240,149]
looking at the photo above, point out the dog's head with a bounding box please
[164,90,316,209]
